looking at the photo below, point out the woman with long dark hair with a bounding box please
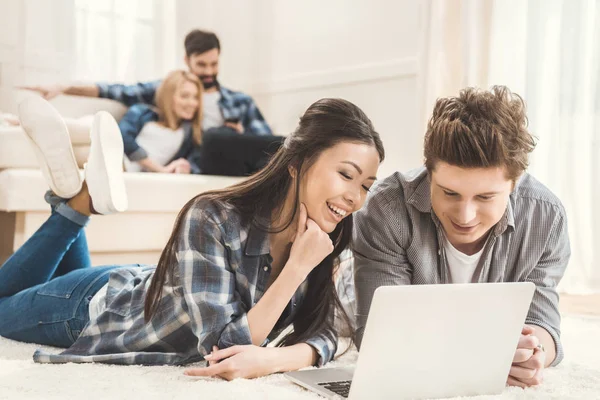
[0,95,384,379]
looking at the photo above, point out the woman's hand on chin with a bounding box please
[288,203,334,278]
[184,345,278,380]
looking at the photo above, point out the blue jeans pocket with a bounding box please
[32,291,93,345]
[0,267,112,347]
[36,272,90,299]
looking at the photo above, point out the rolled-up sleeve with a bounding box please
[176,204,253,356]
[525,211,570,366]
[304,326,338,367]
[352,191,413,349]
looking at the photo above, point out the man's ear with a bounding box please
[184,55,191,69]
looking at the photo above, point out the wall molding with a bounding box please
[250,57,418,96]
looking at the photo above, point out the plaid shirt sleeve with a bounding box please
[305,326,338,367]
[524,210,570,366]
[241,97,272,136]
[118,105,158,161]
[176,203,253,356]
[352,190,413,349]
[97,80,160,107]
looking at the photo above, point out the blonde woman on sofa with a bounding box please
[119,69,202,174]
[119,68,285,177]
[0,96,384,380]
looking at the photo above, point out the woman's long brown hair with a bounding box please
[144,98,385,347]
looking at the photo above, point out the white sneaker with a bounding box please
[84,111,128,214]
[18,96,83,198]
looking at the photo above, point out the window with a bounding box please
[74,0,174,83]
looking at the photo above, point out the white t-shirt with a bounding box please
[202,91,224,130]
[444,238,486,283]
[125,122,185,172]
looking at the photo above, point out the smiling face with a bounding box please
[172,80,200,121]
[430,162,514,254]
[185,48,220,90]
[297,142,381,233]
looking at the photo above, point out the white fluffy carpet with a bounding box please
[1,315,599,400]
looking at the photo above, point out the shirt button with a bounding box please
[263,266,269,271]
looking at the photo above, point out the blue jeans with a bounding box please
[0,193,120,347]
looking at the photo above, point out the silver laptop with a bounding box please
[285,282,535,399]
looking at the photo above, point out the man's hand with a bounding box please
[163,158,191,174]
[20,85,66,100]
[507,325,546,388]
[184,345,277,380]
[224,121,243,134]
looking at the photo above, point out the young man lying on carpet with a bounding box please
[0,96,383,379]
[353,86,571,389]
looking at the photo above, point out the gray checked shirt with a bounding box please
[34,198,336,366]
[352,167,570,366]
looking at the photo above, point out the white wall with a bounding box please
[2,0,424,176]
[0,0,176,89]
[175,0,424,177]
[0,0,75,88]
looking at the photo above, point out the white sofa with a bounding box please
[0,88,244,266]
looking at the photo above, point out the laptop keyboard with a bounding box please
[318,380,352,398]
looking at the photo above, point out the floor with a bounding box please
[560,294,600,316]
[3,314,600,399]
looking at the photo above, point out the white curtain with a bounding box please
[418,0,494,128]
[73,0,176,83]
[420,0,600,294]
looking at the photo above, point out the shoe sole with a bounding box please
[86,111,128,214]
[18,97,82,198]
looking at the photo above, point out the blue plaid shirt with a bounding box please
[97,81,272,136]
[33,198,336,366]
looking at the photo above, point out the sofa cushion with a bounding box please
[0,169,244,212]
[0,121,94,169]
[0,126,38,169]
[0,88,129,170]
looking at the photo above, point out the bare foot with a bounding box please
[67,182,92,216]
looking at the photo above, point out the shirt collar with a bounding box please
[244,214,271,256]
[493,201,515,235]
[406,171,433,213]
